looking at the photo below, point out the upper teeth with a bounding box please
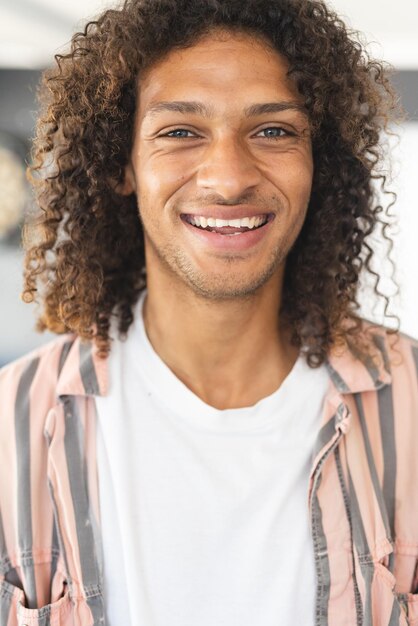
[188,216,267,229]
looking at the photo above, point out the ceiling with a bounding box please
[0,0,417,70]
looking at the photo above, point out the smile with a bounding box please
[181,213,272,235]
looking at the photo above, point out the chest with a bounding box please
[44,392,418,625]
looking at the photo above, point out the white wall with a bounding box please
[387,122,418,338]
[0,0,417,69]
[357,122,418,339]
[328,0,418,69]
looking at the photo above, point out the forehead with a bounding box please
[137,29,303,111]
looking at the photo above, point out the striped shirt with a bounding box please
[0,323,417,626]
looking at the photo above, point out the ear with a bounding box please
[116,162,137,196]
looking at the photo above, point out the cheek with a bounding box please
[138,157,189,202]
[288,157,314,201]
[136,165,188,234]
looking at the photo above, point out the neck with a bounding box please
[142,266,299,410]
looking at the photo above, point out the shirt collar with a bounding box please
[56,335,108,398]
[56,323,392,399]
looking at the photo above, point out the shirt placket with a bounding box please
[308,400,357,626]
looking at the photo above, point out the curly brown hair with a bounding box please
[23,0,402,366]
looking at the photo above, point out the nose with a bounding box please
[195,135,261,201]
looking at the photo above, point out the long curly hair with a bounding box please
[23,0,402,365]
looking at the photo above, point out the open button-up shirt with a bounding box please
[0,324,417,625]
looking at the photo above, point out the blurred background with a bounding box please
[0,0,417,365]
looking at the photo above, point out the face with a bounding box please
[123,29,313,300]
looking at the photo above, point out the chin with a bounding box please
[182,272,273,300]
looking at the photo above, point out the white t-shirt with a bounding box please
[95,290,330,626]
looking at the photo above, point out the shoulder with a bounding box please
[352,318,417,381]
[365,321,418,380]
[388,327,418,395]
[0,334,78,408]
[327,317,418,396]
[356,319,418,409]
[0,331,108,409]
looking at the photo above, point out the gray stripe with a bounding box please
[47,479,72,595]
[58,340,74,376]
[354,394,392,540]
[361,566,374,626]
[63,396,102,589]
[311,473,330,626]
[388,596,401,625]
[377,384,397,544]
[86,593,106,626]
[5,566,23,588]
[411,345,418,379]
[49,521,59,601]
[310,427,346,626]
[312,417,338,461]
[38,606,51,626]
[0,509,7,564]
[325,362,350,393]
[334,447,363,626]
[0,584,13,626]
[347,469,374,625]
[82,437,103,583]
[349,341,385,389]
[372,334,391,376]
[14,357,39,609]
[79,342,100,396]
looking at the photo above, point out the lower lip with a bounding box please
[181,216,275,251]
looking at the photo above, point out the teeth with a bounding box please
[187,215,268,229]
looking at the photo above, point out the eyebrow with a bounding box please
[143,100,308,120]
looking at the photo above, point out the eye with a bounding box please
[161,129,197,138]
[256,127,293,139]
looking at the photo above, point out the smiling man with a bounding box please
[120,31,313,410]
[0,1,417,625]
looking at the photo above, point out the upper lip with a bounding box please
[180,208,273,220]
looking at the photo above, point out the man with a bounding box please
[0,0,417,624]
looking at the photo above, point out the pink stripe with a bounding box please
[344,393,389,558]
[28,342,63,605]
[56,336,86,397]
[373,563,408,624]
[0,359,22,568]
[359,391,385,491]
[391,337,418,594]
[392,337,418,547]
